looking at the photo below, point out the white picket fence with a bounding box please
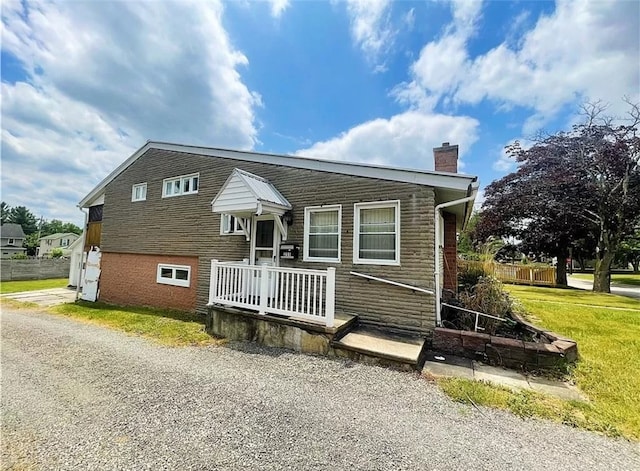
[208,260,336,327]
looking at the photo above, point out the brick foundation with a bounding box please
[99,252,198,311]
[432,322,578,371]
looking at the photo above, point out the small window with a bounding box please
[8,238,14,245]
[220,214,249,236]
[353,200,400,265]
[162,174,199,198]
[156,264,191,287]
[132,183,147,202]
[304,205,341,262]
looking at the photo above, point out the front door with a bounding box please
[252,216,278,266]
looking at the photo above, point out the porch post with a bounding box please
[259,264,269,315]
[209,259,219,305]
[325,267,336,328]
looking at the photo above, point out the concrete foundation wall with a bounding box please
[100,252,198,311]
[207,306,333,355]
[0,259,70,281]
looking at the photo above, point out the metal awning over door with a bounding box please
[211,168,292,241]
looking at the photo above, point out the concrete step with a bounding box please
[331,326,426,368]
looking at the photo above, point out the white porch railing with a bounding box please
[208,260,336,328]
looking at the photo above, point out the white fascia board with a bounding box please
[79,141,478,207]
[79,142,153,208]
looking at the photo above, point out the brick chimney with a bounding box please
[434,142,459,293]
[433,142,458,173]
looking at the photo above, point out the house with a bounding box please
[37,233,81,258]
[0,223,27,258]
[78,141,478,364]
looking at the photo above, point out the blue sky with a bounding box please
[1,0,638,225]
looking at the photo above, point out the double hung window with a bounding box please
[353,201,400,265]
[304,206,341,262]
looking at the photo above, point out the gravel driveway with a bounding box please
[2,306,638,470]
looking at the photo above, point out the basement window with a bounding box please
[162,173,199,198]
[156,264,191,288]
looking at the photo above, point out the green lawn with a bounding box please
[437,285,640,440]
[50,302,222,347]
[0,278,68,294]
[507,285,639,439]
[571,273,640,286]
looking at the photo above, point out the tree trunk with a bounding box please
[556,250,568,286]
[593,251,614,292]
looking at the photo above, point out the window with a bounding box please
[162,173,199,198]
[8,238,14,245]
[132,183,147,201]
[61,239,69,247]
[220,214,249,236]
[156,264,191,287]
[353,200,400,265]
[304,205,341,262]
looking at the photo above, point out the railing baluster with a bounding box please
[312,275,317,317]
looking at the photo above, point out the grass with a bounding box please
[437,378,619,436]
[570,273,640,286]
[440,284,639,440]
[0,278,68,294]
[47,301,223,347]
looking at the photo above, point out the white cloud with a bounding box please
[404,8,416,31]
[393,0,483,111]
[268,0,290,18]
[345,0,395,66]
[296,111,479,171]
[1,0,260,224]
[398,0,639,131]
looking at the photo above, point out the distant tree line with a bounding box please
[464,99,640,293]
[1,202,82,256]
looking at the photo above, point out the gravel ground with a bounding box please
[2,306,639,471]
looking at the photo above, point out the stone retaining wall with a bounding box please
[432,316,577,371]
[0,259,70,281]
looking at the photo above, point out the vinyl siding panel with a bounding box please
[102,148,437,334]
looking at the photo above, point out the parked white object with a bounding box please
[81,248,102,302]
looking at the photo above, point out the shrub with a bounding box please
[458,276,513,334]
[458,263,488,294]
[11,253,28,260]
[51,248,64,258]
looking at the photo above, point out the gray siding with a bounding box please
[102,148,437,334]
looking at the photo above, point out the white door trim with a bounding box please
[250,215,280,266]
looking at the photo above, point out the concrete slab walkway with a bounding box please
[423,353,586,402]
[568,275,640,300]
[1,287,77,306]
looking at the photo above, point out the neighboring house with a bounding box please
[0,223,27,258]
[37,233,81,258]
[78,141,478,341]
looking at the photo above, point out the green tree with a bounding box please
[458,212,480,256]
[477,100,640,292]
[0,202,10,224]
[41,219,82,236]
[616,230,640,272]
[8,206,38,235]
[24,233,40,256]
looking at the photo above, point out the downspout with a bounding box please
[434,193,476,326]
[76,206,88,301]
